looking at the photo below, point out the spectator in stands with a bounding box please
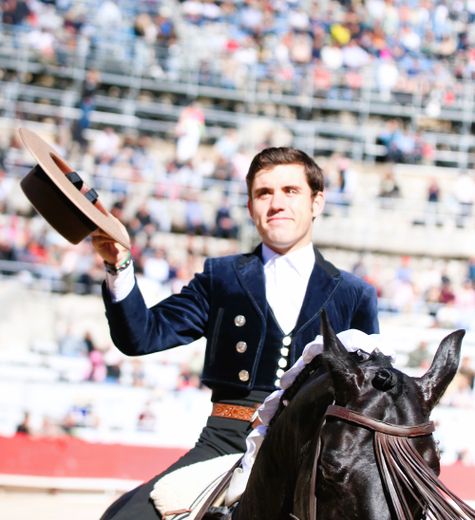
[459,355,475,391]
[91,126,121,161]
[438,276,456,305]
[0,169,15,215]
[176,367,201,390]
[376,52,399,101]
[58,326,89,357]
[467,257,475,286]
[61,401,99,434]
[142,248,171,286]
[92,146,379,519]
[378,168,401,209]
[38,416,64,438]
[184,192,208,235]
[137,400,157,432]
[335,156,358,209]
[425,177,442,226]
[85,332,107,383]
[15,411,32,435]
[71,69,101,154]
[442,358,475,409]
[376,119,413,163]
[104,344,123,383]
[174,101,205,165]
[214,197,239,239]
[453,170,475,228]
[406,340,432,371]
[2,0,31,26]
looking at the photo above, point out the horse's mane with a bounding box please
[268,352,326,428]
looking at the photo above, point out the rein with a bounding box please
[307,404,475,520]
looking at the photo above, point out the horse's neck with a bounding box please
[235,375,334,520]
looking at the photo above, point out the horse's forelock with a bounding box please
[369,350,394,367]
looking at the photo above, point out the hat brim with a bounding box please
[18,128,130,249]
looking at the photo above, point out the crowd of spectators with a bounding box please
[2,0,475,167]
[3,0,474,95]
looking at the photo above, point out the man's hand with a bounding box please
[91,217,130,267]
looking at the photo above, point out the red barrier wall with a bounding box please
[0,434,186,482]
[1,434,474,500]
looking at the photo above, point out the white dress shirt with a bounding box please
[105,261,135,302]
[262,242,315,334]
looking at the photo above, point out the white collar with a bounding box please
[262,242,315,277]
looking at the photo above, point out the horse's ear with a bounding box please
[320,310,361,400]
[415,329,465,410]
[320,310,349,358]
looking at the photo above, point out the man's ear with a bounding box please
[247,198,254,220]
[312,191,325,219]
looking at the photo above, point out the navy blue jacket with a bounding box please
[102,247,379,392]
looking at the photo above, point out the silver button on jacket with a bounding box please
[234,315,246,327]
[238,369,250,382]
[236,341,247,353]
[282,336,292,346]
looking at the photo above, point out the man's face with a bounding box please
[247,164,325,254]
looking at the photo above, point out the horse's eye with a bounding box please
[373,368,397,391]
[355,349,371,362]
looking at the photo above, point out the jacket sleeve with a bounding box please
[102,263,211,356]
[350,283,380,334]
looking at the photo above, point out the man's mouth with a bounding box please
[268,217,291,223]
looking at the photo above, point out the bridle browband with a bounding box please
[305,404,475,520]
[325,404,435,437]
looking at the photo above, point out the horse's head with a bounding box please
[319,310,465,423]
[316,311,466,520]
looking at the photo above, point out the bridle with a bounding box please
[305,404,475,520]
[325,404,435,437]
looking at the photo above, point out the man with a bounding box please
[92,147,379,519]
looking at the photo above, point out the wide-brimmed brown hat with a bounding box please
[18,128,130,248]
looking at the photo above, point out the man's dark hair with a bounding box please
[246,147,324,198]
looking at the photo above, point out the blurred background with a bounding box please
[1,0,475,517]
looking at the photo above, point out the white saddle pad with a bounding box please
[150,453,242,520]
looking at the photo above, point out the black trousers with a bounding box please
[100,416,253,519]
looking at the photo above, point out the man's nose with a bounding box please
[269,191,286,210]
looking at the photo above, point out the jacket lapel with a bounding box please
[234,246,267,321]
[294,247,341,331]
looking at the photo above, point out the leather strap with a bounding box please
[325,404,435,437]
[211,403,258,423]
[194,457,243,520]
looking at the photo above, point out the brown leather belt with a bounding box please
[211,403,259,422]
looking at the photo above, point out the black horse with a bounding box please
[206,313,475,520]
